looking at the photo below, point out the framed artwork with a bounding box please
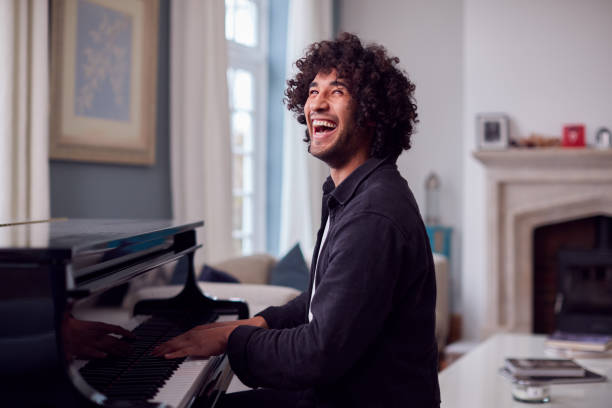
[50,0,159,165]
[476,113,509,150]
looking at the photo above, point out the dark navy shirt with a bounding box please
[227,156,441,407]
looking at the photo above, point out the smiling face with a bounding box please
[304,69,369,171]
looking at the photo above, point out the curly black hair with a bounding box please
[285,32,418,160]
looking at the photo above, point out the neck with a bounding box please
[329,148,370,186]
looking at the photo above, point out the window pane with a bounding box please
[234,0,257,47]
[231,111,253,152]
[225,0,235,41]
[232,69,254,111]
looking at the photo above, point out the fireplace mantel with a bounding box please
[473,148,612,337]
[474,148,612,168]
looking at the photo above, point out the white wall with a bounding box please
[339,0,465,312]
[462,0,612,340]
[340,0,612,341]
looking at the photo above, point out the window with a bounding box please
[225,0,268,255]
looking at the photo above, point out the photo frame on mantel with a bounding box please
[476,113,509,150]
[50,0,159,165]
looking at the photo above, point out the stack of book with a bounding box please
[545,331,612,356]
[499,358,606,384]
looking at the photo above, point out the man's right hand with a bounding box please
[151,316,268,359]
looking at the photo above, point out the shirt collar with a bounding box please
[322,156,393,206]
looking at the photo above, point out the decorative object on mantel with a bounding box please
[424,172,441,225]
[509,133,560,148]
[561,124,586,148]
[476,113,509,150]
[595,127,612,149]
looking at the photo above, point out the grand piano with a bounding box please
[0,219,248,407]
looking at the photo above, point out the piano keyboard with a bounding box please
[150,315,237,408]
[151,357,210,407]
[78,313,238,407]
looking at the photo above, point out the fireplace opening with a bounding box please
[532,215,612,334]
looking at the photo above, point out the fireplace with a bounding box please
[474,148,612,337]
[533,216,612,335]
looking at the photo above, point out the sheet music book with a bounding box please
[499,367,607,385]
[505,358,585,377]
[546,331,612,352]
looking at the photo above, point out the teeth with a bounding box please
[312,119,337,129]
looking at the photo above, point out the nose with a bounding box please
[309,93,329,112]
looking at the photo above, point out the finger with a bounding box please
[198,321,238,329]
[153,330,193,352]
[95,322,135,338]
[164,346,198,359]
[108,339,131,357]
[81,345,107,359]
[91,336,129,357]
[152,338,186,356]
[152,339,177,356]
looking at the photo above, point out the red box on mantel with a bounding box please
[562,124,586,147]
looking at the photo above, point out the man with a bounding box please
[154,33,440,407]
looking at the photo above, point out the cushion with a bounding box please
[199,264,240,283]
[268,243,309,292]
[213,253,276,284]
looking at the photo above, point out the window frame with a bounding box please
[226,0,269,255]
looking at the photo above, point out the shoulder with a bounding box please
[346,164,422,234]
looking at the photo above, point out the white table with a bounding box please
[439,334,612,407]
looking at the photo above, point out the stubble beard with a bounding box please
[307,128,361,170]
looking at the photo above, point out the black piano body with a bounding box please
[0,219,248,407]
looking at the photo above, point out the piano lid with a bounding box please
[0,219,204,265]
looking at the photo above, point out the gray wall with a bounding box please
[50,0,172,219]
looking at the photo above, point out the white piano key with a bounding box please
[149,315,238,408]
[150,357,211,408]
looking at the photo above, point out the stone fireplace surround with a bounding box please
[474,148,612,337]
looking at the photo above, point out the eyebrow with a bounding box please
[309,79,349,89]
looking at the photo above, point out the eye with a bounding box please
[309,89,319,96]
[332,88,344,95]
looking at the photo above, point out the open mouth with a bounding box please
[312,119,337,137]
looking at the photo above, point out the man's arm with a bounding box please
[255,291,309,329]
[153,288,310,357]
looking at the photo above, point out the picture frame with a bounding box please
[50,0,159,165]
[476,113,509,150]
